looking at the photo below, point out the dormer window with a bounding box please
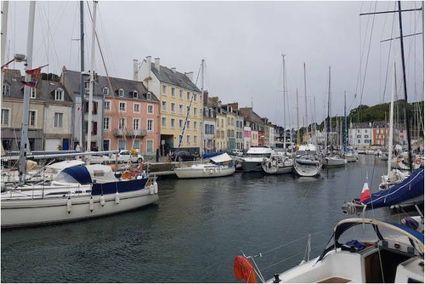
[103,87,109,96]
[118,88,124,97]
[55,88,64,101]
[30,88,36,99]
[133,90,138,99]
[2,84,10,96]
[146,92,152,100]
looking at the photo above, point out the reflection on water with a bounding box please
[2,156,402,282]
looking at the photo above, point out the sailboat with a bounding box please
[262,54,294,175]
[323,66,347,168]
[1,2,159,228]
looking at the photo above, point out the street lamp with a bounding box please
[1,53,26,69]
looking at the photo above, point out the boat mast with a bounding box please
[397,0,413,172]
[387,62,396,176]
[79,0,85,150]
[303,62,308,142]
[344,91,347,151]
[296,88,300,145]
[282,54,286,151]
[200,58,204,154]
[87,0,97,152]
[1,1,9,144]
[326,66,331,151]
[18,1,36,184]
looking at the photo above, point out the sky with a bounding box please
[3,1,423,128]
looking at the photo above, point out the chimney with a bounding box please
[185,71,193,82]
[146,56,152,76]
[171,67,176,73]
[203,90,209,106]
[133,59,139,81]
[154,57,160,73]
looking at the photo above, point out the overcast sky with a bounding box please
[4,1,423,128]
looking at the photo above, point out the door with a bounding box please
[62,139,69,150]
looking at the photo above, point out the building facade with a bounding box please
[140,57,202,154]
[349,122,373,147]
[203,92,216,152]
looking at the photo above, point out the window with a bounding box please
[55,88,64,101]
[193,108,197,116]
[171,118,175,128]
[171,103,175,112]
[194,121,197,129]
[134,103,140,113]
[133,140,140,149]
[171,87,175,97]
[30,88,36,99]
[91,121,98,135]
[133,91,138,98]
[179,89,183,98]
[103,117,110,131]
[161,101,166,112]
[146,140,153,153]
[193,94,197,101]
[364,129,367,133]
[357,139,361,144]
[84,81,90,92]
[119,118,126,129]
[54,112,63,128]
[147,119,153,131]
[179,104,183,113]
[103,87,109,96]
[187,135,190,144]
[104,101,111,110]
[103,140,110,151]
[187,92,190,100]
[118,89,124,97]
[118,139,126,150]
[29,110,36,127]
[162,85,166,94]
[119,102,126,112]
[186,121,190,128]
[179,119,183,128]
[161,117,166,127]
[2,84,10,96]
[92,101,98,115]
[364,135,369,138]
[147,104,154,114]
[194,136,197,144]
[1,109,10,126]
[133,118,140,130]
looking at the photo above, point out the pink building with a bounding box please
[101,76,160,156]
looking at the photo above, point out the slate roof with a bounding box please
[61,68,159,102]
[2,69,72,103]
[151,63,200,93]
[239,107,264,125]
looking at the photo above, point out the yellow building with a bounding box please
[140,57,203,154]
[215,108,227,151]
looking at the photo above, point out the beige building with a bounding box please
[139,57,202,154]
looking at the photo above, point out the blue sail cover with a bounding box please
[364,167,424,209]
[61,165,93,185]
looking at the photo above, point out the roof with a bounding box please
[61,68,159,102]
[151,63,200,93]
[239,107,264,125]
[2,69,72,103]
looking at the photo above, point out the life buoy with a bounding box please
[415,159,421,165]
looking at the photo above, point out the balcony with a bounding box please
[113,128,128,137]
[131,129,147,137]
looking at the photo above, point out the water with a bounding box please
[1,156,400,282]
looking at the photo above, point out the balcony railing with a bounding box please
[113,128,147,137]
[131,129,147,137]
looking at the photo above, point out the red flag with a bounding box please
[21,80,37,88]
[25,66,42,79]
[359,182,371,203]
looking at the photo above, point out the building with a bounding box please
[239,107,263,148]
[349,122,373,148]
[372,121,389,146]
[215,105,227,151]
[39,75,73,151]
[203,91,216,152]
[61,68,104,151]
[98,75,160,156]
[140,57,202,154]
[224,104,236,151]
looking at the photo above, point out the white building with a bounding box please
[349,122,373,148]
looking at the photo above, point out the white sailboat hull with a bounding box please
[324,157,347,167]
[174,165,235,178]
[1,184,159,228]
[262,157,293,174]
[294,161,321,177]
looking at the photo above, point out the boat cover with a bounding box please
[203,152,224,159]
[210,153,232,163]
[60,165,93,185]
[363,167,424,209]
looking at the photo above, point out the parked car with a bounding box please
[171,150,197,162]
[112,150,144,163]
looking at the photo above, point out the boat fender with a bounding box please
[115,192,120,204]
[89,196,94,212]
[67,197,72,214]
[149,185,154,195]
[154,182,158,194]
[214,168,218,173]
[100,195,106,207]
[209,168,214,175]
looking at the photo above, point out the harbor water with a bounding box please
[1,156,402,282]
